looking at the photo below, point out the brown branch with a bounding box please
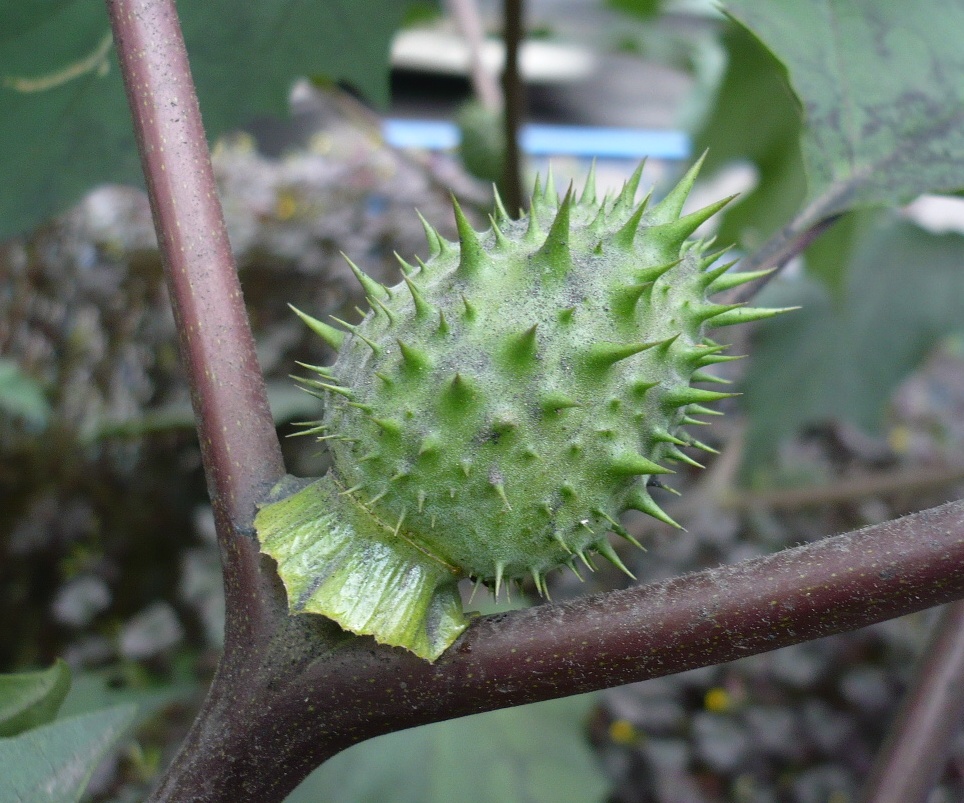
[105,0,285,611]
[732,212,842,303]
[447,0,503,112]
[151,500,964,801]
[724,464,964,512]
[105,0,291,794]
[500,0,524,213]
[862,599,964,803]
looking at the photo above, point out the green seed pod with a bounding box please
[256,158,792,661]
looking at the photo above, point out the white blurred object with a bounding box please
[52,575,111,628]
[902,194,964,235]
[391,27,596,84]
[119,601,184,660]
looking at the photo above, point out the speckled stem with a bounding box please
[104,0,285,620]
[105,0,288,796]
[157,501,964,801]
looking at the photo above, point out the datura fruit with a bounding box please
[255,157,789,661]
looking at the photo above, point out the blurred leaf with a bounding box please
[607,0,663,20]
[743,216,964,467]
[0,359,51,428]
[58,670,195,721]
[401,1,443,27]
[456,101,505,185]
[286,694,608,803]
[694,25,805,254]
[725,0,964,217]
[0,704,136,803]
[0,660,71,738]
[0,0,416,240]
[801,209,871,296]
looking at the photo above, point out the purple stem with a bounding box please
[151,500,964,800]
[732,213,842,303]
[105,0,290,783]
[861,600,964,802]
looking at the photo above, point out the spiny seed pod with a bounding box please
[256,157,791,661]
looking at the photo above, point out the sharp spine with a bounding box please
[596,539,636,579]
[707,267,776,294]
[453,197,485,278]
[586,340,661,370]
[342,253,389,300]
[609,452,674,476]
[535,187,574,274]
[647,149,707,224]
[710,306,799,327]
[289,304,345,350]
[402,274,434,319]
[624,488,683,529]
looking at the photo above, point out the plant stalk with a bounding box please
[447,0,502,112]
[105,0,289,796]
[733,212,841,303]
[501,0,525,212]
[151,500,964,801]
[861,600,964,802]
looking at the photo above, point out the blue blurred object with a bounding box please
[382,119,690,160]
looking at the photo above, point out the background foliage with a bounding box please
[0,0,422,241]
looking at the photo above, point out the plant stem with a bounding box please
[501,0,525,213]
[105,0,285,618]
[447,0,502,112]
[151,500,964,801]
[732,211,842,303]
[861,600,964,803]
[724,464,964,512]
[105,0,290,795]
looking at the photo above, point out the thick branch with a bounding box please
[105,0,284,618]
[153,501,964,801]
[106,3,291,796]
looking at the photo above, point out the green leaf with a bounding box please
[0,704,137,803]
[725,0,964,217]
[0,0,417,240]
[286,694,609,803]
[58,670,195,721]
[799,208,871,297]
[693,25,806,254]
[0,359,51,429]
[0,660,71,738]
[607,0,663,20]
[742,216,964,466]
[257,475,468,662]
[456,101,505,185]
